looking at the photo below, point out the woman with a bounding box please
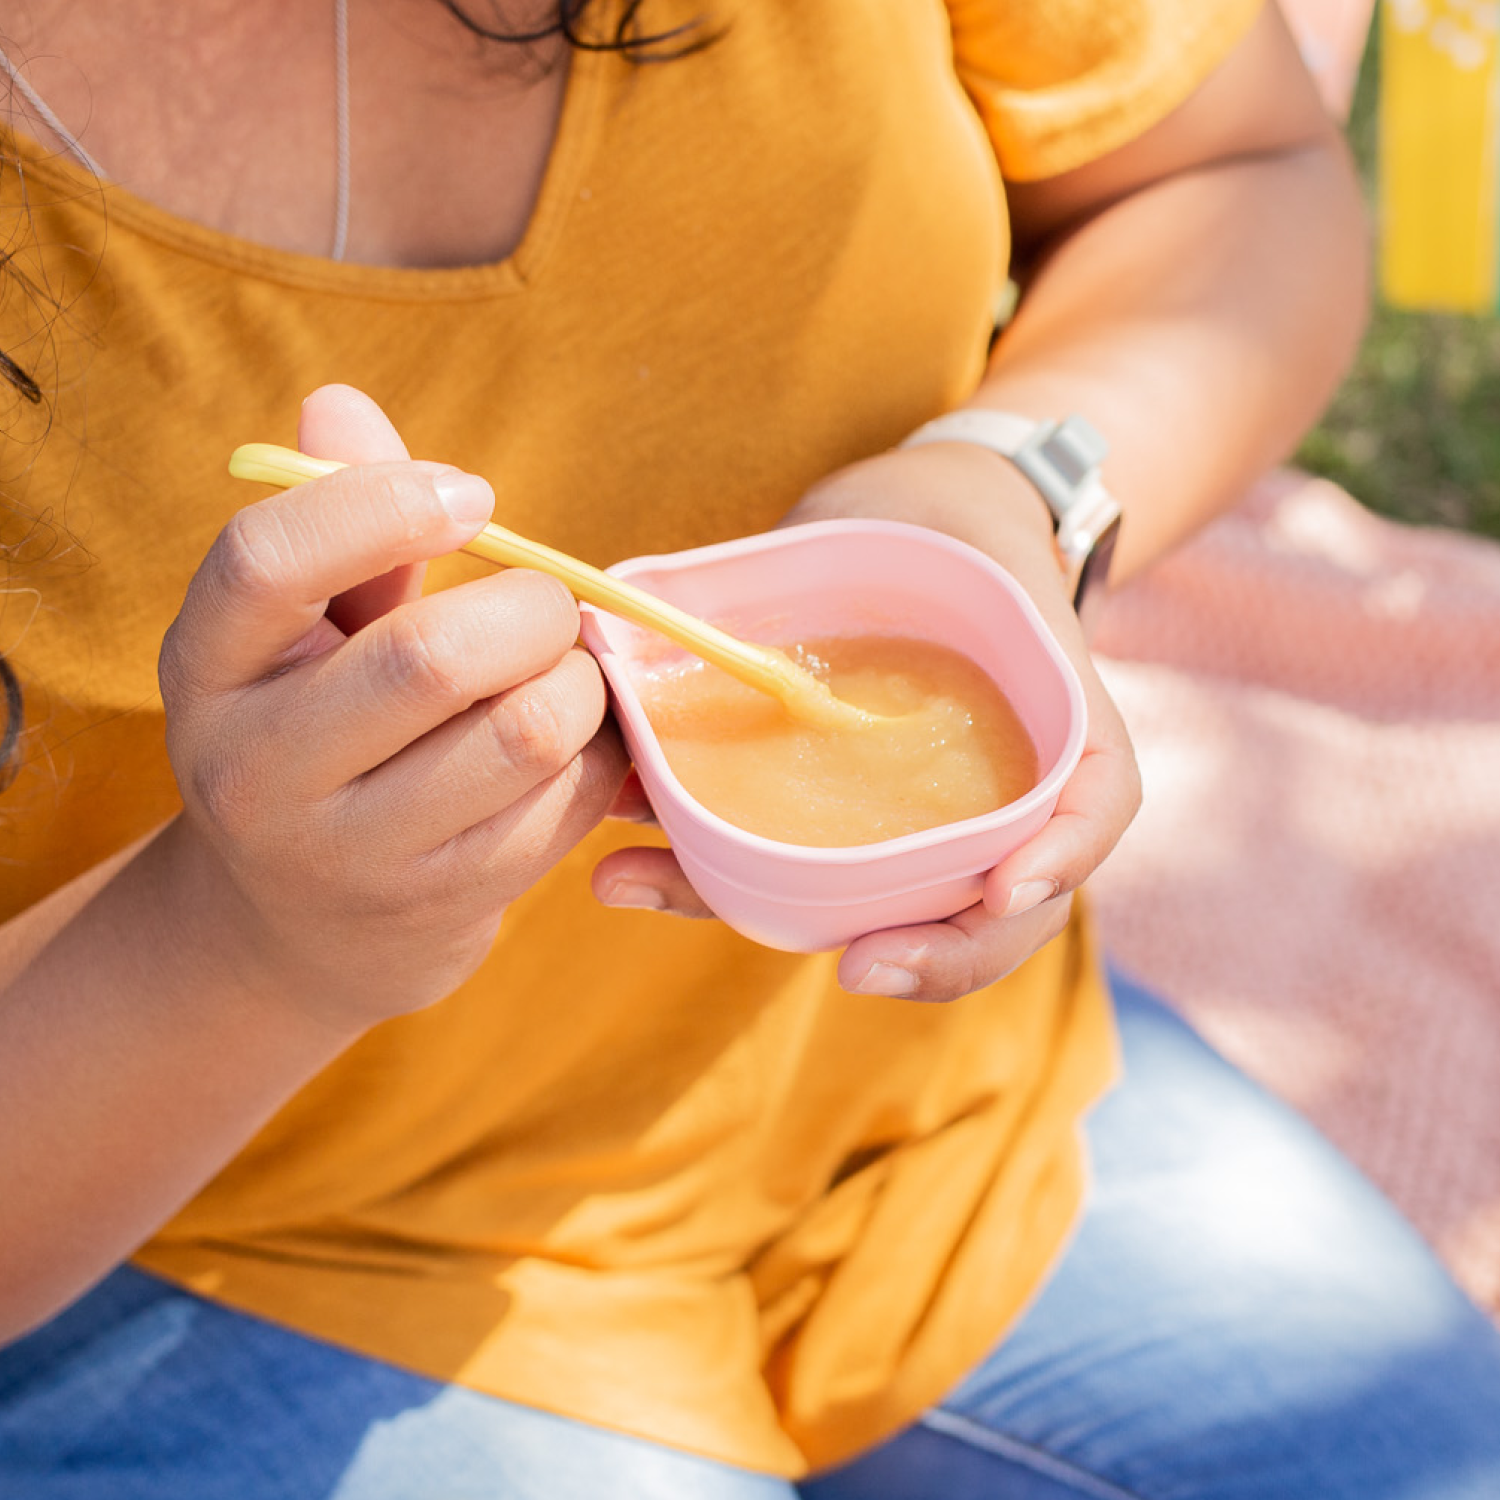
[2,1,1498,1495]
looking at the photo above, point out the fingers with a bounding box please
[835,668,1137,1003]
[590,849,1076,1002]
[446,724,630,892]
[347,645,611,849]
[299,385,428,635]
[584,665,1138,1003]
[164,459,495,698]
[298,384,410,465]
[150,385,641,1025]
[588,665,1139,988]
[981,671,1141,920]
[837,895,1074,1002]
[605,769,656,825]
[265,567,585,792]
[592,846,716,918]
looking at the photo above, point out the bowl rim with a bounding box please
[581,517,1089,867]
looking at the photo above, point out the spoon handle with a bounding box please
[226,444,871,729]
[463,517,799,699]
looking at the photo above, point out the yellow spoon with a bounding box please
[228,443,878,731]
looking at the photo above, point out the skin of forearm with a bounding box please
[0,818,359,1342]
[0,397,616,1340]
[981,134,1370,581]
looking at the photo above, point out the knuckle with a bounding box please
[376,611,469,710]
[346,465,440,547]
[157,617,194,708]
[208,507,294,607]
[184,745,260,842]
[486,678,576,778]
[326,469,422,562]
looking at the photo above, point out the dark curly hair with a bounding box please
[441,0,715,57]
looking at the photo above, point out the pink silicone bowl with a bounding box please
[579,518,1087,953]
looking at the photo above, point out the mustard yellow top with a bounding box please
[0,0,1259,1475]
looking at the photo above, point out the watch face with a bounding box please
[1073,514,1122,641]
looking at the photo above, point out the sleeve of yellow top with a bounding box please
[946,0,1268,181]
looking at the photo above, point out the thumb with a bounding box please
[299,384,427,633]
[298,383,410,466]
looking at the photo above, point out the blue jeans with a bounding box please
[5,973,1500,1498]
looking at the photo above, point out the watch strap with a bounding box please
[901,409,1122,633]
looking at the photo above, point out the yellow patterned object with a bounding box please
[1379,0,1500,313]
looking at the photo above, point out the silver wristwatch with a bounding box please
[902,410,1122,635]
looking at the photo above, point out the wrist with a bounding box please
[787,442,1088,651]
[901,409,1123,638]
[906,439,1060,553]
[793,440,1056,556]
[141,819,372,1047]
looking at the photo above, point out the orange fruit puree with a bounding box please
[632,635,1038,847]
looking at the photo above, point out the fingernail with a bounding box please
[433,470,495,528]
[600,880,667,911]
[1004,879,1059,917]
[853,962,918,997]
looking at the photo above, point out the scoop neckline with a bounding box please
[0,43,609,303]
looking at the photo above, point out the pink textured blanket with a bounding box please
[1088,469,1500,1319]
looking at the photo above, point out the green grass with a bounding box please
[1295,22,1500,540]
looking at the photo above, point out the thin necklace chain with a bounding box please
[332,0,351,260]
[0,5,354,262]
[0,45,105,178]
